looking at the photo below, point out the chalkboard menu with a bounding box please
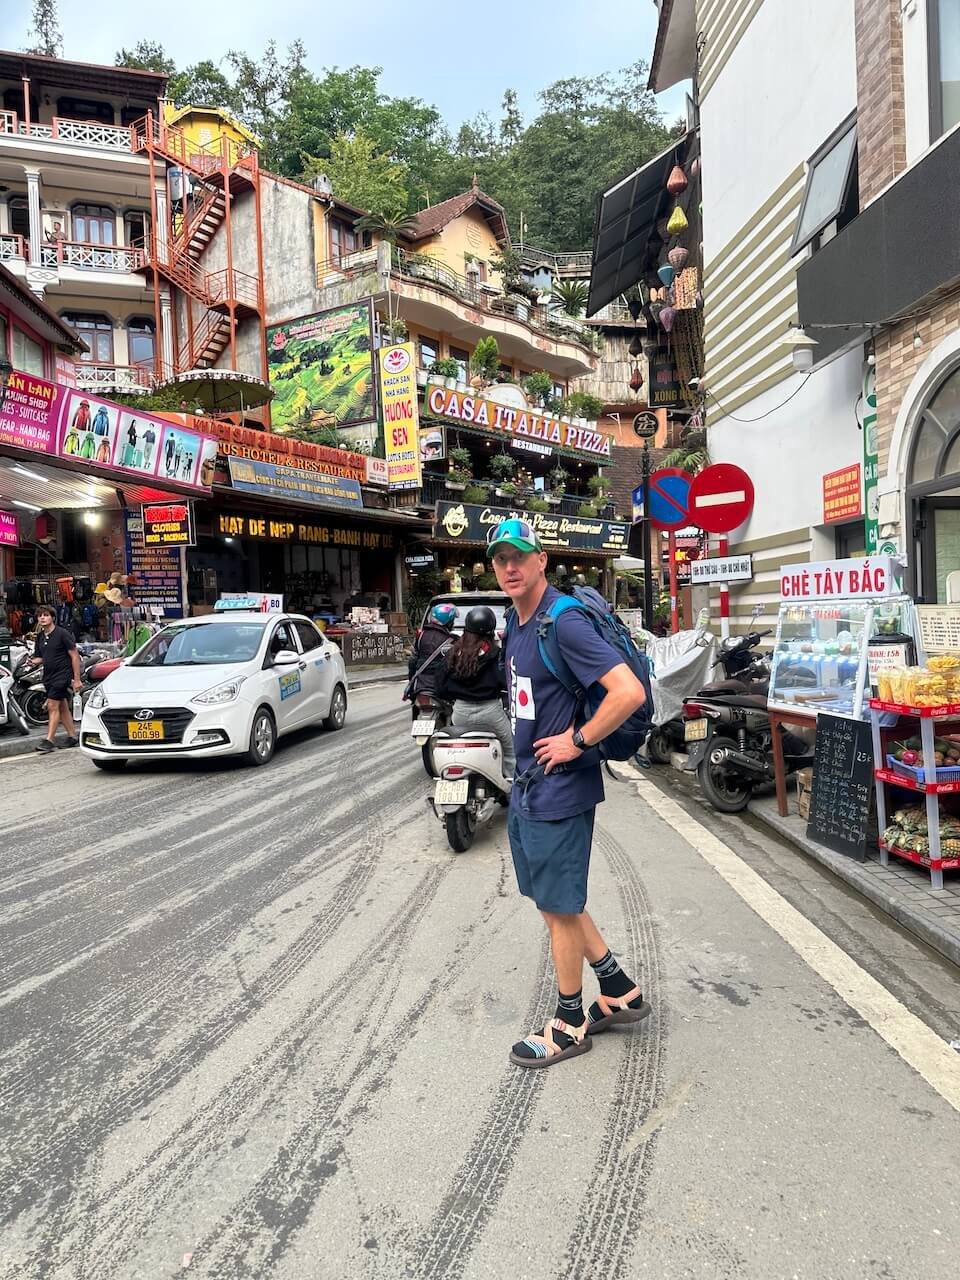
[806,713,875,861]
[341,633,406,665]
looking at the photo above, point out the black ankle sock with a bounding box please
[590,950,638,999]
[555,989,585,1028]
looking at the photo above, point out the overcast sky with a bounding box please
[8,0,688,130]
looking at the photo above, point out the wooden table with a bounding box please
[768,707,817,816]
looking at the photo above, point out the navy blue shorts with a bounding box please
[507,807,596,915]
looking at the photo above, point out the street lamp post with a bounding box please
[640,439,654,628]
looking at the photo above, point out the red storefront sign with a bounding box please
[822,463,862,523]
[426,386,612,458]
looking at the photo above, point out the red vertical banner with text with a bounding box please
[379,343,421,491]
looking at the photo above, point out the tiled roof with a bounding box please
[405,186,509,243]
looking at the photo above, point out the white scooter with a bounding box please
[429,728,512,852]
[0,664,29,737]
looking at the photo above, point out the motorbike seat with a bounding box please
[709,693,769,710]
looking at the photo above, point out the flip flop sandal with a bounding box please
[509,1017,593,1069]
[586,988,652,1035]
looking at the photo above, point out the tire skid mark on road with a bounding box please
[559,826,664,1280]
[0,738,413,1003]
[403,933,554,1280]
[0,776,422,1237]
[70,861,449,1279]
[168,859,524,1276]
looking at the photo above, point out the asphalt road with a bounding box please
[3,683,960,1279]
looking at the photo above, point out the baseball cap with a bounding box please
[486,517,542,556]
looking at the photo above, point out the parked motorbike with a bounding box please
[428,727,511,852]
[12,649,115,727]
[681,632,815,813]
[410,690,453,777]
[0,665,29,737]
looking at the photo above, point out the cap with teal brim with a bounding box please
[486,517,542,556]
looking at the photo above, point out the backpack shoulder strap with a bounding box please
[536,595,590,699]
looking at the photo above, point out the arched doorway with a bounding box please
[907,363,960,601]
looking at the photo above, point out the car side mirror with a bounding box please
[272,648,300,666]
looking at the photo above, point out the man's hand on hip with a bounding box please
[533,726,582,774]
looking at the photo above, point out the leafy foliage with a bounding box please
[355,209,420,243]
[470,337,500,383]
[27,0,62,56]
[662,429,709,475]
[550,280,588,317]
[303,130,407,216]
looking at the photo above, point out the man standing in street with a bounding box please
[488,519,650,1068]
[30,604,83,753]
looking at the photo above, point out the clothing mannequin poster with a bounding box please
[113,410,157,476]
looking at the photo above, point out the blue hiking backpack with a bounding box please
[508,586,654,762]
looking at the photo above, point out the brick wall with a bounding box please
[875,289,960,475]
[855,0,907,204]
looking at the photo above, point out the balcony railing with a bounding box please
[0,233,26,261]
[391,250,600,356]
[418,472,608,517]
[315,247,379,286]
[515,245,593,273]
[39,240,145,273]
[0,110,135,153]
[74,363,153,392]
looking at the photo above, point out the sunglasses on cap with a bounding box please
[486,518,542,554]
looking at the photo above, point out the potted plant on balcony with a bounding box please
[490,452,516,496]
[447,446,472,491]
[470,336,500,388]
[528,494,549,513]
[565,391,604,428]
[548,465,569,504]
[430,357,460,390]
[463,481,490,504]
[385,317,408,344]
[522,370,554,408]
[578,499,600,517]
[497,480,519,503]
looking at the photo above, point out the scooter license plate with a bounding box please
[684,717,708,743]
[411,717,436,739]
[435,779,469,805]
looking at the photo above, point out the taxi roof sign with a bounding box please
[214,593,284,614]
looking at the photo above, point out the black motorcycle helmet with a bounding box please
[463,605,497,636]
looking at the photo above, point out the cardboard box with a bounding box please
[796,767,814,821]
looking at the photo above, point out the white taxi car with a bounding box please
[80,608,348,770]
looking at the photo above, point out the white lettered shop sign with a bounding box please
[779,556,903,601]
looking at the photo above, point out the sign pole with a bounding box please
[641,440,654,628]
[718,536,730,640]
[668,529,680,633]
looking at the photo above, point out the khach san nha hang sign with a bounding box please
[426,387,611,458]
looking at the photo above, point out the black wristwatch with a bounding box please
[572,729,588,750]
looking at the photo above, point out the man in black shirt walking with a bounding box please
[29,604,82,752]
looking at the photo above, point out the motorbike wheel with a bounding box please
[421,739,435,778]
[697,755,752,814]
[22,689,49,727]
[445,807,476,853]
[646,727,674,765]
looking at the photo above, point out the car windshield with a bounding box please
[129,622,268,667]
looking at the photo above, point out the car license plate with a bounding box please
[127,720,164,741]
[684,717,708,743]
[411,717,436,739]
[435,779,469,805]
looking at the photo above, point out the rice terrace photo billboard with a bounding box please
[266,302,377,433]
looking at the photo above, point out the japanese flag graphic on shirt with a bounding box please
[509,655,536,730]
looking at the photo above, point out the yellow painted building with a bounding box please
[161,103,260,160]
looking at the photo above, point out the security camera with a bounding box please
[688,377,702,389]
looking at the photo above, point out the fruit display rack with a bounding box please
[869,699,960,889]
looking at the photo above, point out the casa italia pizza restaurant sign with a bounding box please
[426,387,611,458]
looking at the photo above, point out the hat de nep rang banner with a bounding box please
[0,370,218,493]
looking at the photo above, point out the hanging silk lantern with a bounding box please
[659,305,677,333]
[668,245,689,271]
[657,263,675,287]
[629,365,644,392]
[666,164,688,196]
[628,333,644,357]
[626,298,643,322]
[667,205,688,236]
[695,290,704,310]
[649,300,664,325]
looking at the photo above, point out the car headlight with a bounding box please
[88,684,108,710]
[192,676,246,705]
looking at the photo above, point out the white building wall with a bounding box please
[901,0,932,165]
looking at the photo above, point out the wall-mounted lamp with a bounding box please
[779,326,818,373]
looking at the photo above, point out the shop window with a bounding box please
[790,114,859,255]
[294,620,322,653]
[8,197,29,240]
[124,210,148,249]
[330,218,357,265]
[127,317,155,368]
[450,346,470,382]
[56,97,114,124]
[64,313,114,364]
[908,366,960,486]
[71,205,115,246]
[418,336,438,369]
[930,0,960,140]
[552,381,565,402]
[11,327,44,376]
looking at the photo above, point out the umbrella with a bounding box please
[156,368,274,416]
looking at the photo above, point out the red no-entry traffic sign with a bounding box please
[688,463,755,534]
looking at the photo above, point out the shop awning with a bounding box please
[0,456,186,512]
[587,135,690,317]
[210,484,432,529]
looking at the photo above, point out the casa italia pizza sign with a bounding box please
[426,387,611,458]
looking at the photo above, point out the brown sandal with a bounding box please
[509,1017,593,1069]
[586,988,652,1035]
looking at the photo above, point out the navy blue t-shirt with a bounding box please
[505,585,623,820]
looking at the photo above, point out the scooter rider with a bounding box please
[407,602,457,694]
[436,605,515,779]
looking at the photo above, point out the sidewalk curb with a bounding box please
[750,802,960,970]
[347,670,407,688]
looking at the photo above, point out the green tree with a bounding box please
[27,0,62,56]
[227,40,308,168]
[354,209,420,243]
[168,61,239,112]
[550,280,589,317]
[303,129,408,216]
[115,41,175,74]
